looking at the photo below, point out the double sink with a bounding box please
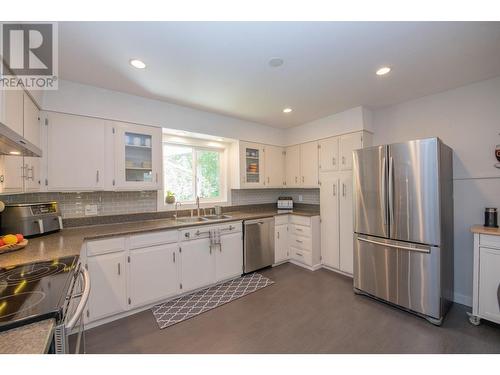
[175,214,232,223]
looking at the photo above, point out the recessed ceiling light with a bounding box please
[130,59,146,69]
[269,58,284,68]
[283,108,292,113]
[376,66,391,76]
[9,151,21,155]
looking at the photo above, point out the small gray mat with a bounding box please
[151,273,274,329]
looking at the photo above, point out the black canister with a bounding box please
[484,208,498,228]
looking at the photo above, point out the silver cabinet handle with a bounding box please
[173,252,176,263]
[295,252,303,257]
[342,183,346,197]
[302,176,305,183]
[296,239,303,243]
[332,157,336,166]
[156,173,158,183]
[277,231,280,239]
[333,183,337,196]
[96,170,100,183]
[295,227,303,231]
[342,156,345,165]
[267,177,270,183]
[117,263,121,275]
[185,232,190,238]
[295,176,298,183]
[209,245,212,255]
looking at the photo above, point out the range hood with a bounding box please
[0,121,42,157]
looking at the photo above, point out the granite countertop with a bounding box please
[0,209,319,268]
[0,319,55,354]
[470,225,500,236]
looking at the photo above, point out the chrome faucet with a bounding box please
[174,202,182,219]
[196,196,200,217]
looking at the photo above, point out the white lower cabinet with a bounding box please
[84,222,243,327]
[274,224,289,263]
[180,237,215,292]
[85,251,128,323]
[128,243,180,308]
[216,232,244,282]
[338,171,354,274]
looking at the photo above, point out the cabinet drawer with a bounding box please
[289,234,312,251]
[87,237,125,256]
[275,215,289,225]
[290,224,311,237]
[129,230,178,249]
[289,215,311,227]
[291,247,312,266]
[480,234,500,249]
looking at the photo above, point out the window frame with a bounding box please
[159,138,228,211]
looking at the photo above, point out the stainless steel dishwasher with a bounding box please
[244,217,275,273]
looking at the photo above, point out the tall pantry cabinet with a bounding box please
[319,131,372,275]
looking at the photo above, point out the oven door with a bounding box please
[353,234,441,319]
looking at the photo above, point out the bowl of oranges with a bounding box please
[0,234,28,254]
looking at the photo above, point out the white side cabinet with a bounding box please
[180,237,215,292]
[285,144,301,187]
[320,174,340,268]
[470,231,500,325]
[300,141,319,187]
[274,215,289,264]
[216,231,244,282]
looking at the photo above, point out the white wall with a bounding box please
[372,76,500,306]
[42,80,287,146]
[285,106,370,145]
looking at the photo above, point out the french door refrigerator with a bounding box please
[352,137,454,325]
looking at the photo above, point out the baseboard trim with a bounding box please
[321,264,353,278]
[453,292,472,307]
[288,260,322,271]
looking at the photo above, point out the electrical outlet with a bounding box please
[85,204,98,216]
[298,195,303,202]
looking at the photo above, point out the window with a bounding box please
[163,143,223,203]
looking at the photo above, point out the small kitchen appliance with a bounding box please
[0,202,63,237]
[484,207,498,228]
[277,197,293,211]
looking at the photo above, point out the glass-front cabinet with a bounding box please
[239,141,265,188]
[114,123,161,190]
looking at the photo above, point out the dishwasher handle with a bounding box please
[244,217,275,226]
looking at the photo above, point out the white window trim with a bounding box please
[158,137,230,212]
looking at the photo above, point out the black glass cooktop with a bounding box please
[0,256,79,332]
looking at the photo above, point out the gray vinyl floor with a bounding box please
[84,263,500,354]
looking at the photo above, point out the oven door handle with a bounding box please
[66,267,91,331]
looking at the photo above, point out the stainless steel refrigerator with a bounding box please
[353,137,454,325]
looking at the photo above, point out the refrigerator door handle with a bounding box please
[388,156,394,226]
[357,236,431,254]
[381,156,387,225]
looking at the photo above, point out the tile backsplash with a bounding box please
[0,188,319,219]
[231,188,320,206]
[0,191,158,218]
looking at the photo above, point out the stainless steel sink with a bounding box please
[202,214,232,220]
[175,216,209,223]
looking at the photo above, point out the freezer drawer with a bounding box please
[353,234,442,319]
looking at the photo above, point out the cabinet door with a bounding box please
[339,171,354,274]
[0,156,24,194]
[180,238,215,292]
[114,123,161,190]
[319,137,339,172]
[23,93,40,148]
[285,145,300,187]
[340,133,362,171]
[274,224,289,263]
[3,88,23,136]
[264,145,285,188]
[47,112,105,191]
[479,247,500,324]
[128,243,179,308]
[320,173,340,269]
[240,141,265,188]
[86,252,127,322]
[300,141,319,187]
[215,232,243,282]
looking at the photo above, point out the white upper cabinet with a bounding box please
[113,122,162,190]
[23,93,40,148]
[239,141,265,188]
[1,87,24,136]
[300,141,319,187]
[46,112,106,191]
[319,137,339,172]
[340,133,363,171]
[285,144,300,187]
[0,156,24,194]
[264,144,285,188]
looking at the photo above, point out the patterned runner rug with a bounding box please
[151,273,274,329]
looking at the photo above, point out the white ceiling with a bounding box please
[59,22,500,128]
